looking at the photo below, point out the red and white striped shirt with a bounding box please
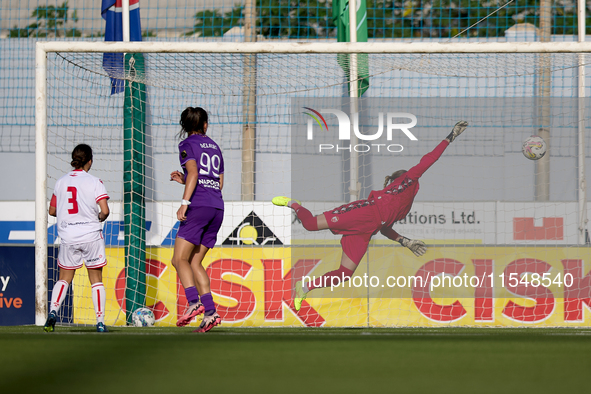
[50,169,109,244]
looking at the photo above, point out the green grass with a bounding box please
[1,326,590,394]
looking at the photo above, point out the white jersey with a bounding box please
[51,169,109,245]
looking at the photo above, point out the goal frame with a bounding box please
[34,40,591,325]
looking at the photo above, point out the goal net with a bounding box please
[36,41,591,328]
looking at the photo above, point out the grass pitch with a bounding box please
[1,326,589,394]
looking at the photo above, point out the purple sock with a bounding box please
[200,293,216,316]
[185,286,200,304]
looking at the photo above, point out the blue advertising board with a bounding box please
[0,246,73,326]
[0,246,35,325]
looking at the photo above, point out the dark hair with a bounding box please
[383,170,407,188]
[179,107,208,138]
[71,144,93,169]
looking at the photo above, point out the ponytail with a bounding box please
[71,144,93,169]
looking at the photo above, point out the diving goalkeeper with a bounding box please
[272,121,469,311]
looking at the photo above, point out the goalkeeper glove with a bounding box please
[446,120,469,143]
[398,237,427,257]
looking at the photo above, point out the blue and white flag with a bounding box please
[101,0,142,94]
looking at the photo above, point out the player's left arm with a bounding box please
[98,198,110,222]
[381,225,427,257]
[95,179,110,222]
[48,194,57,217]
[406,121,469,180]
[178,159,198,221]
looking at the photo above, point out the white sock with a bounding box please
[91,282,106,324]
[50,280,69,313]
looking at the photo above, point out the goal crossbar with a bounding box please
[36,41,591,54]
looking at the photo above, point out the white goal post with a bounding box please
[35,41,590,327]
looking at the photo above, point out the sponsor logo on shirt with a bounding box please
[198,178,220,190]
[60,220,91,229]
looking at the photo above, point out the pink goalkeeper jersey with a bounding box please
[50,169,109,244]
[369,140,449,228]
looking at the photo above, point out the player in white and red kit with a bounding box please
[273,121,469,310]
[44,144,111,332]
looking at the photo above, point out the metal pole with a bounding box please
[348,0,360,202]
[578,0,588,244]
[242,0,256,201]
[536,0,552,201]
[122,0,130,42]
[35,43,48,326]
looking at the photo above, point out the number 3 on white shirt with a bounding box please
[67,186,79,214]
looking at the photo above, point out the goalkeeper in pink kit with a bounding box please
[273,121,468,310]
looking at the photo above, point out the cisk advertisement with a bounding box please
[0,200,590,326]
[69,245,591,327]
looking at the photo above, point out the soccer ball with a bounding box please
[132,307,155,327]
[522,135,547,160]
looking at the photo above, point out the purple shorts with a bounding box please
[177,206,224,248]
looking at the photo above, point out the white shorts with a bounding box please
[58,238,107,270]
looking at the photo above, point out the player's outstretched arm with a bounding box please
[380,226,401,241]
[398,236,427,257]
[445,120,469,143]
[404,121,469,180]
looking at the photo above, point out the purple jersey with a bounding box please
[178,134,224,210]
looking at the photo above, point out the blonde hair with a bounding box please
[383,170,407,188]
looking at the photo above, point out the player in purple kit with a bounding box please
[170,107,224,333]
